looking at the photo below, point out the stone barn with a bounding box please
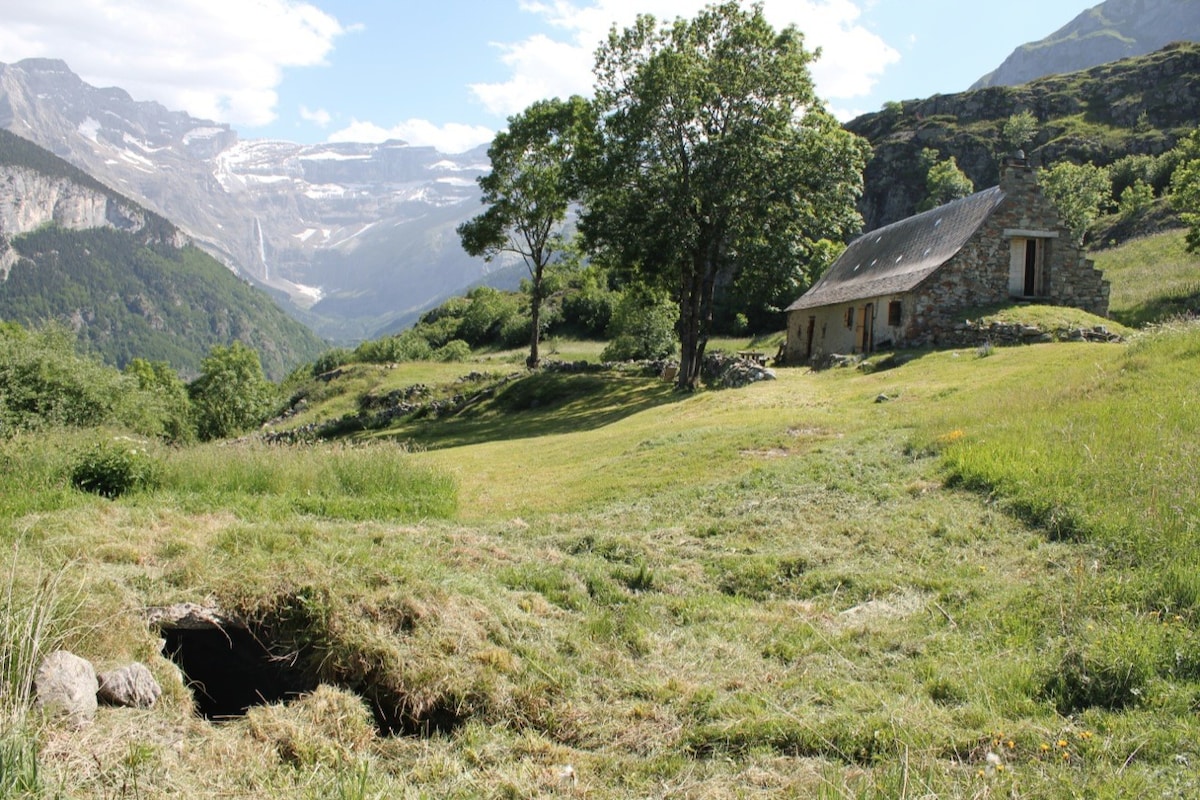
[783,155,1110,363]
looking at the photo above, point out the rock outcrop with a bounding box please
[0,165,148,277]
[847,43,1200,231]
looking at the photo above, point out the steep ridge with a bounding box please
[972,0,1200,89]
[0,129,326,379]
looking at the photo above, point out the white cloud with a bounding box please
[470,34,594,117]
[328,119,497,154]
[300,105,332,127]
[0,0,345,127]
[471,0,899,116]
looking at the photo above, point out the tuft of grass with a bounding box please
[1,550,82,717]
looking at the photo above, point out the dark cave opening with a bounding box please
[162,625,318,720]
[161,622,467,737]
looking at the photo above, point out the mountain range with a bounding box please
[0,58,518,343]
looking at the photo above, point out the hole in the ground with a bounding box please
[364,689,466,737]
[160,618,468,737]
[163,625,318,720]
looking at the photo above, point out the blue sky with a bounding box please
[0,0,1098,152]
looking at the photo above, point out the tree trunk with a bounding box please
[675,233,721,391]
[675,259,706,390]
[527,261,544,369]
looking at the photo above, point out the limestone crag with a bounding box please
[0,165,147,276]
[848,43,1200,231]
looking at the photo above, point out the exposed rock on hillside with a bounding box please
[848,43,1200,231]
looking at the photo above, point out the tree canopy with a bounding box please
[458,96,594,368]
[581,1,868,389]
[1039,161,1112,244]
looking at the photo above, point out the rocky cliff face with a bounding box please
[0,166,148,276]
[972,0,1200,89]
[849,43,1200,231]
[0,58,508,341]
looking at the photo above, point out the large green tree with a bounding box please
[581,2,867,389]
[458,96,593,369]
[187,342,276,441]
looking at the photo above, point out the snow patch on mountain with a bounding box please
[182,127,226,143]
[78,118,100,142]
[304,184,346,199]
[118,149,154,171]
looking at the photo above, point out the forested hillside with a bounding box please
[1,227,326,379]
[0,129,326,379]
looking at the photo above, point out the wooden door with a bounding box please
[861,303,874,354]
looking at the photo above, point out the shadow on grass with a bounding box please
[373,371,683,450]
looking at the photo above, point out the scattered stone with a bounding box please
[98,662,162,709]
[35,650,98,728]
[702,352,777,388]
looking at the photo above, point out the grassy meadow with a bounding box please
[2,232,1200,798]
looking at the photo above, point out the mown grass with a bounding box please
[4,239,1200,796]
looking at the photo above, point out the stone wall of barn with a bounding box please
[904,157,1110,346]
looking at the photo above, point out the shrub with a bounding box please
[0,322,124,434]
[70,438,158,498]
[560,273,616,338]
[1118,180,1154,218]
[602,286,677,361]
[311,347,354,375]
[498,313,532,349]
[354,331,432,364]
[188,342,278,441]
[433,339,471,362]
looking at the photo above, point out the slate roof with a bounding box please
[786,186,1006,312]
